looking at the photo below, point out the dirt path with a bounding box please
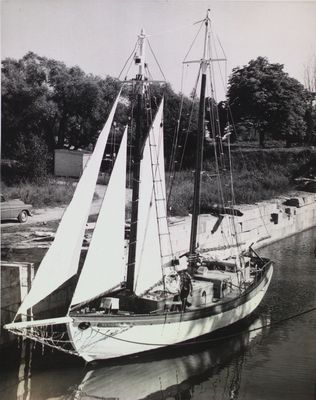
[1,186,131,248]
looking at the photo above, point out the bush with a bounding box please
[1,178,76,208]
[3,134,52,185]
[167,148,315,215]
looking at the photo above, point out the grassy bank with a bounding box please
[167,147,316,215]
[2,147,315,214]
[1,179,76,208]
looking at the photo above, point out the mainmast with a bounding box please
[189,10,211,266]
[126,29,146,292]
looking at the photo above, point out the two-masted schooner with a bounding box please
[5,11,273,362]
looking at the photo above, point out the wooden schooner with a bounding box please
[5,10,273,362]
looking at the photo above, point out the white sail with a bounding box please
[134,100,172,295]
[71,127,128,306]
[16,92,121,316]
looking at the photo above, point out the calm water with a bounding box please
[1,227,315,400]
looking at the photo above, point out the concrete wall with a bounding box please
[0,262,76,349]
[0,262,34,347]
[54,149,91,178]
[169,192,316,257]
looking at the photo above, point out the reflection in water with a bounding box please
[1,227,315,400]
[1,315,268,400]
[17,340,33,400]
[72,316,269,400]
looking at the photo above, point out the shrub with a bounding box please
[166,148,315,215]
[1,178,75,208]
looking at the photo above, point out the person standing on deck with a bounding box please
[178,270,193,311]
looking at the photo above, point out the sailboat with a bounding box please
[5,11,273,362]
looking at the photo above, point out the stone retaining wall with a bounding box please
[169,192,316,258]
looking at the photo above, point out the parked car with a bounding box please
[1,195,33,223]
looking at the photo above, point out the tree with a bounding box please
[2,53,126,182]
[304,57,316,145]
[227,57,310,147]
[140,82,198,169]
[2,53,58,159]
[47,61,122,149]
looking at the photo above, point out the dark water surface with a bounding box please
[1,227,315,400]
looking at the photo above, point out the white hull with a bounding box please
[68,264,273,362]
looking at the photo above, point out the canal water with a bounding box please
[1,227,315,400]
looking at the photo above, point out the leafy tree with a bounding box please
[140,82,198,168]
[227,57,310,147]
[1,53,126,182]
[2,53,58,158]
[15,134,51,183]
[304,58,316,145]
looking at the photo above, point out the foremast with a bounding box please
[126,29,146,292]
[189,10,210,268]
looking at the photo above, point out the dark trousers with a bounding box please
[180,289,190,310]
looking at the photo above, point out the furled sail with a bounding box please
[70,127,128,307]
[16,92,121,317]
[134,100,173,295]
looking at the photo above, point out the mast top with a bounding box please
[139,28,145,37]
[184,10,226,68]
[135,28,146,82]
[206,9,210,22]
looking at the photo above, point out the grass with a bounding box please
[1,178,76,208]
[167,147,315,216]
[2,147,315,215]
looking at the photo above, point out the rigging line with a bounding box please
[128,111,134,189]
[118,39,138,80]
[210,98,226,210]
[75,390,109,400]
[7,328,78,356]
[148,22,198,39]
[206,35,226,185]
[227,135,242,258]
[167,64,188,180]
[168,66,183,173]
[207,92,225,174]
[209,72,225,169]
[183,20,204,62]
[209,61,225,168]
[169,63,189,176]
[148,113,175,261]
[145,65,154,82]
[211,28,228,98]
[226,107,249,173]
[167,62,190,205]
[133,181,155,292]
[201,173,232,250]
[90,306,316,348]
[227,124,236,207]
[147,38,167,82]
[208,31,228,173]
[257,204,271,238]
[216,33,227,76]
[178,67,201,171]
[167,68,185,206]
